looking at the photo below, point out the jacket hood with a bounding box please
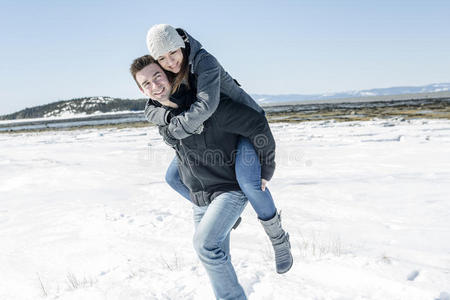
[176,28,203,67]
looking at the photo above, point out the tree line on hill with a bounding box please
[0,97,148,120]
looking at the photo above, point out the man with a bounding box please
[130,55,277,299]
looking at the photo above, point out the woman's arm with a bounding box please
[167,53,221,139]
[144,101,171,126]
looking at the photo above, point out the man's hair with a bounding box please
[129,55,157,88]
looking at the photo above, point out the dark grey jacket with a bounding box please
[152,90,276,207]
[144,29,264,139]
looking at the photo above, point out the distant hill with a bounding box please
[0,97,147,120]
[252,83,450,104]
[1,83,449,120]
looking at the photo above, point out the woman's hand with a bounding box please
[261,179,268,191]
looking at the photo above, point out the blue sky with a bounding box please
[0,0,449,115]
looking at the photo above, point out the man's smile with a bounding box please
[153,87,165,96]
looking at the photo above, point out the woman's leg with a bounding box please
[192,191,248,300]
[235,137,276,221]
[165,156,192,202]
[235,137,293,274]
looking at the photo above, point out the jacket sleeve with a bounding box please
[144,100,170,126]
[167,53,221,139]
[215,100,276,181]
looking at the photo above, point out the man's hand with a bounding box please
[261,178,268,191]
[158,125,178,148]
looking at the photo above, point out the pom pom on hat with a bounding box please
[146,24,185,59]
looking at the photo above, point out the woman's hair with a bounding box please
[169,47,190,94]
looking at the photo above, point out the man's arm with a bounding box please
[215,100,276,181]
[158,125,178,148]
[167,54,221,139]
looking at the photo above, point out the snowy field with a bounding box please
[1,118,449,300]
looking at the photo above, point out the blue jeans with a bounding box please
[193,191,248,300]
[165,156,192,202]
[165,137,277,220]
[235,137,276,221]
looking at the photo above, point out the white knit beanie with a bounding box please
[146,24,185,59]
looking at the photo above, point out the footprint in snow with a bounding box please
[407,270,420,281]
[242,271,263,296]
[436,292,450,300]
[148,209,172,222]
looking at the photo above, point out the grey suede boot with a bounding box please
[259,212,293,274]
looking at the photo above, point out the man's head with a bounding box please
[130,55,172,102]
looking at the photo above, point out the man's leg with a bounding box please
[192,191,248,300]
[192,205,230,257]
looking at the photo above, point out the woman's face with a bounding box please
[157,48,184,74]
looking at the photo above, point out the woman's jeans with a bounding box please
[165,137,277,221]
[193,191,248,300]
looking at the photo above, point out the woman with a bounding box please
[145,24,293,274]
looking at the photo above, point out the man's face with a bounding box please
[136,63,172,101]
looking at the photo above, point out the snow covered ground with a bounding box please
[1,118,449,300]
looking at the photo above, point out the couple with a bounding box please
[130,24,293,299]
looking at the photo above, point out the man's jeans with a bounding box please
[192,191,248,300]
[166,137,276,220]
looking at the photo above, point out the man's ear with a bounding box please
[138,86,148,97]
